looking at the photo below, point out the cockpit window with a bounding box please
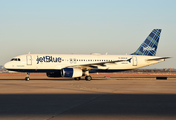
[11,58,21,61]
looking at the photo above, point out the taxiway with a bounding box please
[0,74,176,120]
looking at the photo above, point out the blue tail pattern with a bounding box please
[131,29,161,56]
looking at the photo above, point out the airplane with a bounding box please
[4,29,171,81]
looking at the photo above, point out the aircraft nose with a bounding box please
[4,62,10,69]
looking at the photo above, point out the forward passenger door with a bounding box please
[26,55,32,65]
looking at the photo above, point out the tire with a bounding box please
[74,77,81,81]
[25,77,30,81]
[85,76,92,81]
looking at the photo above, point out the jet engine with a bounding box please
[46,68,83,78]
[62,68,83,78]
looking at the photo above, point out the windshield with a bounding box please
[11,58,21,61]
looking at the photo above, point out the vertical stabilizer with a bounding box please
[131,29,161,56]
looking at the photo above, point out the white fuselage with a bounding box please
[4,54,164,73]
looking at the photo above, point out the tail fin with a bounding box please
[131,29,161,56]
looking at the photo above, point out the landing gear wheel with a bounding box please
[25,72,30,81]
[25,77,30,81]
[74,77,81,81]
[85,76,92,81]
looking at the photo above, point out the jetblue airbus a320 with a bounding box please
[4,29,170,81]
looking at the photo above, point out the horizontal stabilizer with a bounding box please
[146,57,171,61]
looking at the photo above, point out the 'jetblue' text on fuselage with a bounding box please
[36,56,62,64]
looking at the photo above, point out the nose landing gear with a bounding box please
[25,72,30,81]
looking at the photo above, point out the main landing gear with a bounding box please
[74,77,81,81]
[74,71,92,81]
[85,76,92,81]
[74,76,92,81]
[25,72,30,81]
[84,71,92,81]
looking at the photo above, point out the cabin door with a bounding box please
[26,55,32,65]
[132,57,137,66]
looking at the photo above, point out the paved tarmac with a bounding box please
[0,74,176,120]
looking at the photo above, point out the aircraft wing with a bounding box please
[66,58,131,71]
[146,57,171,61]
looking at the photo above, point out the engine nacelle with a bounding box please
[46,71,62,77]
[62,68,83,78]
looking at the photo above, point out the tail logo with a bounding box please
[143,46,155,51]
[131,29,161,56]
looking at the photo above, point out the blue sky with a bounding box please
[0,0,176,68]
